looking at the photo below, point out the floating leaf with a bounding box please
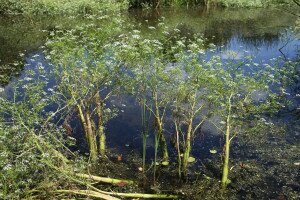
[187,157,196,163]
[161,161,169,166]
[209,149,217,154]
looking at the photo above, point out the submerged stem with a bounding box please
[85,110,98,162]
[142,97,147,172]
[154,91,169,162]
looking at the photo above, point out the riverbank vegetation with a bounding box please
[0,0,297,15]
[0,1,299,199]
[128,0,295,8]
[0,0,128,15]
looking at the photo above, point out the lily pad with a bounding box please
[187,157,196,163]
[209,149,217,154]
[162,161,169,166]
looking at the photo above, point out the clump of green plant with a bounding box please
[113,23,213,178]
[205,53,299,188]
[0,66,73,199]
[46,16,129,161]
[114,26,174,166]
[0,61,179,199]
[115,21,298,186]
[167,43,218,177]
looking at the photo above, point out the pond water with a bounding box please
[0,7,299,198]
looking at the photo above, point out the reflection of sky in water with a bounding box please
[218,32,300,61]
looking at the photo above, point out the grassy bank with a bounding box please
[0,0,128,15]
[210,0,293,7]
[129,0,295,8]
[0,0,295,15]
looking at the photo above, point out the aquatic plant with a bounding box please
[0,68,179,199]
[0,20,183,197]
[114,27,175,163]
[46,16,127,161]
[205,53,298,188]
[166,40,222,177]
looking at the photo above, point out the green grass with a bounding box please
[212,0,292,7]
[128,0,294,8]
[0,0,128,15]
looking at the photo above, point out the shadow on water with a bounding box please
[128,7,297,47]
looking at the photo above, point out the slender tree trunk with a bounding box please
[95,92,106,157]
[155,116,169,161]
[221,94,232,188]
[154,92,169,161]
[221,123,230,189]
[99,125,106,156]
[85,111,98,162]
[77,102,98,161]
[174,121,182,178]
[182,119,193,176]
[141,97,147,172]
[77,102,88,141]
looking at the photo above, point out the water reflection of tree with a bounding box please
[0,16,91,86]
[128,7,297,48]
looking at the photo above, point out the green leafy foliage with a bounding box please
[0,68,75,199]
[0,0,128,15]
[128,0,294,8]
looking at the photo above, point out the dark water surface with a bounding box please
[0,6,299,183]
